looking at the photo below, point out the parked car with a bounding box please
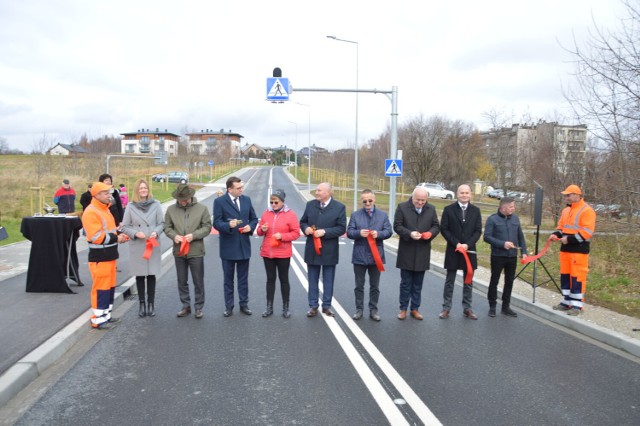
[152,173,167,182]
[167,171,189,184]
[487,189,504,199]
[416,182,455,199]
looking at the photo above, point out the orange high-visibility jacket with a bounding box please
[82,198,119,262]
[552,198,596,254]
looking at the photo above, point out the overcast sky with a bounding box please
[0,0,625,153]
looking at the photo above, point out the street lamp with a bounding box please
[327,35,359,212]
[295,102,312,193]
[287,120,298,177]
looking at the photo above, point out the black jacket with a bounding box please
[441,202,482,271]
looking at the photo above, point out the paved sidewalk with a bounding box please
[1,172,639,410]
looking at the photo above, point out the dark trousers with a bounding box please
[307,264,336,309]
[263,257,291,304]
[222,258,250,309]
[443,269,473,311]
[175,256,205,310]
[488,256,517,307]
[399,269,425,311]
[135,275,156,303]
[354,264,380,311]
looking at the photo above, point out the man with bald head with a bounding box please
[439,184,482,320]
[300,182,346,317]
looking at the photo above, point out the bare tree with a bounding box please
[399,114,447,185]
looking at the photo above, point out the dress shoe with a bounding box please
[147,302,155,317]
[108,316,121,323]
[410,310,424,320]
[195,309,203,319]
[240,306,253,315]
[177,307,191,317]
[488,306,496,317]
[501,307,518,317]
[322,308,335,317]
[397,310,407,320]
[139,302,147,317]
[94,322,117,330]
[370,309,381,322]
[223,308,233,317]
[439,310,450,319]
[282,303,291,319]
[464,309,478,320]
[352,309,363,320]
[307,307,318,317]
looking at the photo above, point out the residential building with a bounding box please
[48,143,88,156]
[120,129,179,156]
[185,129,243,156]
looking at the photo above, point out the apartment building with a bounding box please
[120,129,180,156]
[185,129,243,156]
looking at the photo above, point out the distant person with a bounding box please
[300,182,347,318]
[550,184,596,316]
[80,183,92,212]
[439,184,482,320]
[393,186,440,320]
[119,184,129,210]
[213,176,258,317]
[164,184,212,319]
[120,179,163,318]
[483,197,528,318]
[256,189,300,318]
[347,189,393,321]
[98,174,124,224]
[53,179,76,214]
[82,181,128,330]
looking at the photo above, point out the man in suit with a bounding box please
[213,176,258,317]
[300,182,346,317]
[439,184,483,320]
[393,186,440,320]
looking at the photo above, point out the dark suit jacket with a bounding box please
[300,198,346,265]
[213,193,258,260]
[441,202,482,271]
[393,199,440,271]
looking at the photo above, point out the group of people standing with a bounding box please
[81,172,595,330]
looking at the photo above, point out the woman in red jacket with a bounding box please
[256,189,300,318]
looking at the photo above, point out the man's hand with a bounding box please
[174,235,184,244]
[410,231,422,240]
[456,243,469,251]
[314,229,326,238]
[360,229,370,238]
[184,233,194,243]
[504,241,515,249]
[549,234,560,242]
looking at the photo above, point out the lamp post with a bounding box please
[287,120,298,177]
[295,102,312,193]
[327,35,359,212]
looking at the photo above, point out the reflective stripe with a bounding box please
[86,204,118,245]
[88,243,118,249]
[561,204,593,238]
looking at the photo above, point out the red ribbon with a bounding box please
[178,239,190,257]
[143,237,159,259]
[366,233,385,272]
[421,232,432,240]
[269,236,281,247]
[313,234,322,255]
[455,247,474,285]
[521,237,552,265]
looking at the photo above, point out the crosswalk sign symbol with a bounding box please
[266,77,289,101]
[385,159,402,177]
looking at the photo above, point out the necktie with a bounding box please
[320,202,325,209]
[462,205,467,221]
[367,210,373,218]
[234,197,240,210]
[416,208,422,214]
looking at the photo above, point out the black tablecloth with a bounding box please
[21,216,83,293]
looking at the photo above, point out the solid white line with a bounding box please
[291,248,441,425]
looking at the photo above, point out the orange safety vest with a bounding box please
[82,198,119,262]
[555,198,596,254]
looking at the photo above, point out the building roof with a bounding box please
[120,128,180,137]
[50,143,88,153]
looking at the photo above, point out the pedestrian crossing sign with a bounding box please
[385,159,402,177]
[266,77,289,101]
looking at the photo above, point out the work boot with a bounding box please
[567,308,582,316]
[501,307,518,317]
[282,302,291,319]
[139,302,146,317]
[552,303,571,311]
[262,302,274,318]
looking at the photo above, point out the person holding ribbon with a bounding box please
[164,183,212,319]
[439,184,482,320]
[483,196,527,318]
[393,186,440,320]
[347,189,393,321]
[300,182,346,318]
[120,179,164,318]
[256,189,300,318]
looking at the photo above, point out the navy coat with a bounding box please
[441,202,482,271]
[300,199,346,265]
[347,207,393,265]
[213,193,258,260]
[393,199,440,271]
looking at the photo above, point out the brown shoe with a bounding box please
[464,309,478,320]
[177,307,191,317]
[322,308,335,317]
[307,308,318,317]
[410,310,424,320]
[397,310,407,320]
[439,310,450,319]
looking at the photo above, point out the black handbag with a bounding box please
[0,211,8,241]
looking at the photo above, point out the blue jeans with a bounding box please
[222,259,249,309]
[399,269,425,311]
[307,264,336,309]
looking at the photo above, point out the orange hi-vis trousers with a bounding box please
[89,260,117,327]
[559,251,589,310]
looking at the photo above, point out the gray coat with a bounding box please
[121,199,164,276]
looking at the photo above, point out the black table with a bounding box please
[21,216,84,293]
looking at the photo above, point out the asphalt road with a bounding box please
[13,168,640,425]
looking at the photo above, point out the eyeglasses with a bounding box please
[270,201,281,204]
[362,199,374,204]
